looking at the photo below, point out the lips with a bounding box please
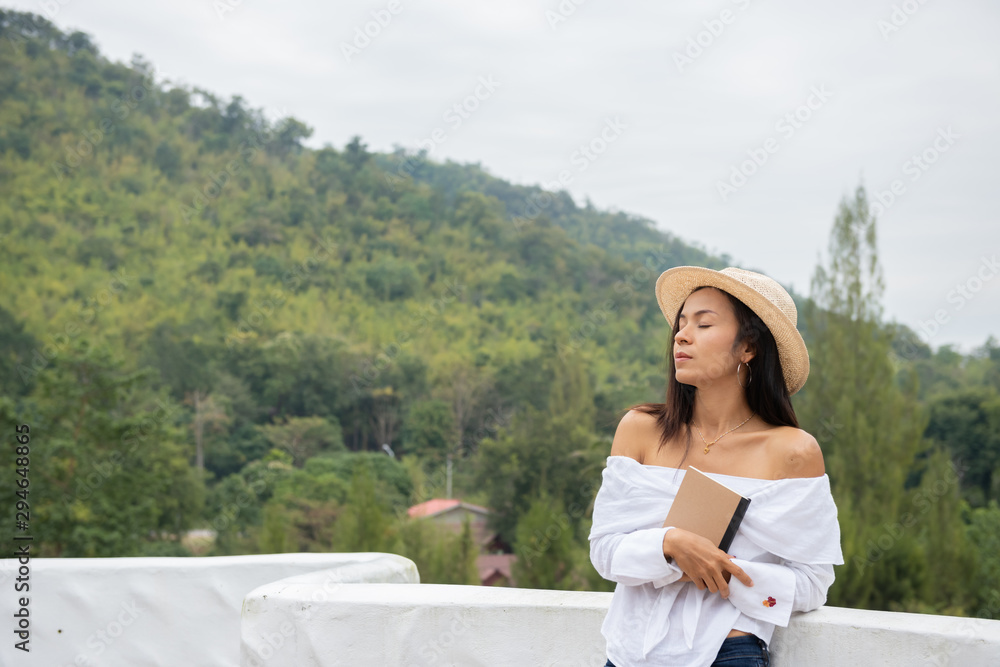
[675,353,691,361]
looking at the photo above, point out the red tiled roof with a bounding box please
[407,498,460,518]
[406,498,491,519]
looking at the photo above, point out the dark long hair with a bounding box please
[627,286,799,464]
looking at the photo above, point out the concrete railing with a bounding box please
[0,552,417,667]
[5,551,997,666]
[241,580,1000,666]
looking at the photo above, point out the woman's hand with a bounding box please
[662,528,753,598]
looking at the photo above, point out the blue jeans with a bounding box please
[604,633,769,667]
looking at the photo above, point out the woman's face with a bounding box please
[672,287,745,387]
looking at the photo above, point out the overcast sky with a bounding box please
[10,0,999,353]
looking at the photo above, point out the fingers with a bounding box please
[712,571,730,598]
[724,559,754,588]
[694,560,752,598]
[668,530,754,596]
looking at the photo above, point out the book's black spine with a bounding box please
[718,496,751,552]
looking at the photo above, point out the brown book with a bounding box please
[662,466,751,553]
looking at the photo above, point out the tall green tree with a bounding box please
[799,185,971,611]
[512,494,579,590]
[330,460,391,552]
[258,501,296,554]
[911,447,978,613]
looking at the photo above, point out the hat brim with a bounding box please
[655,266,809,396]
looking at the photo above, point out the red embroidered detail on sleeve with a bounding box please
[762,596,776,607]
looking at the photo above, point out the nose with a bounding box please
[674,321,690,344]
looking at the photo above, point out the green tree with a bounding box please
[474,348,604,544]
[967,501,1000,618]
[205,450,293,555]
[259,501,295,554]
[7,338,203,556]
[331,460,391,552]
[910,447,977,614]
[394,515,479,585]
[400,399,454,462]
[456,516,480,584]
[0,305,38,398]
[799,185,965,611]
[925,387,1000,506]
[256,415,345,467]
[512,494,579,590]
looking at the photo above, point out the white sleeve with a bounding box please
[725,558,836,627]
[590,526,685,588]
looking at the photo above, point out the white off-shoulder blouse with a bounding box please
[589,455,844,666]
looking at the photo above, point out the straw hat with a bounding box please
[655,266,809,395]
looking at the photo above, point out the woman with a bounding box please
[590,266,843,666]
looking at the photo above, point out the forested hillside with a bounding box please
[1,10,998,617]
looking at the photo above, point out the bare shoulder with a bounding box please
[610,409,659,463]
[769,427,825,479]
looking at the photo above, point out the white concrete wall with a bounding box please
[0,552,417,667]
[241,582,613,667]
[771,605,1000,665]
[240,582,1000,667]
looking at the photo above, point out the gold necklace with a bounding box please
[693,412,755,454]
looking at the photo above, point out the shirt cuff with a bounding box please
[610,526,684,587]
[726,559,796,627]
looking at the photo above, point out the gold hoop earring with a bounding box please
[737,361,752,389]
